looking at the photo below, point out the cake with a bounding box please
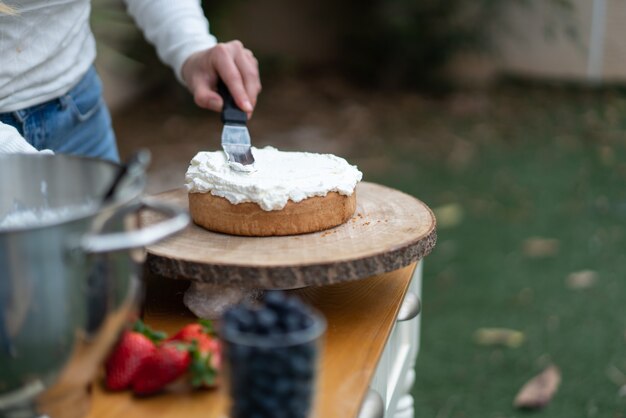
[185,146,363,236]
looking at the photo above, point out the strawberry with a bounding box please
[167,319,215,343]
[105,331,156,391]
[192,333,218,356]
[105,320,168,391]
[205,339,221,371]
[132,342,192,396]
[188,341,219,388]
[169,320,221,388]
[168,319,221,387]
[190,334,221,388]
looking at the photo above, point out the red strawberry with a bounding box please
[167,320,220,388]
[168,323,204,343]
[105,331,156,391]
[193,333,217,355]
[205,339,221,371]
[132,342,192,395]
[187,335,221,388]
[167,320,215,343]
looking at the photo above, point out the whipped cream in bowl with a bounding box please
[185,146,363,211]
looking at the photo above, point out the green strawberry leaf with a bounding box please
[133,319,167,343]
[198,319,216,336]
[188,344,218,388]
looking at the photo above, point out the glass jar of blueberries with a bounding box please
[221,291,326,418]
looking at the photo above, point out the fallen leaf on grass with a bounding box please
[433,203,464,229]
[619,385,626,398]
[514,365,561,410]
[566,270,598,289]
[522,237,560,258]
[606,365,626,386]
[474,328,525,348]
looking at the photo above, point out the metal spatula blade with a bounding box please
[218,80,255,166]
[221,125,254,165]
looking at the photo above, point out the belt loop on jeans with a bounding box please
[12,110,27,123]
[58,95,70,110]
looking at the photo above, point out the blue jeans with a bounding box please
[0,67,120,163]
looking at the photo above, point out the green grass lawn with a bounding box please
[360,86,626,417]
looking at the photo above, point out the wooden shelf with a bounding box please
[88,263,417,418]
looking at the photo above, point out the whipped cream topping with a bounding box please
[185,146,363,211]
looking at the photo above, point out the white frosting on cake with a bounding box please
[185,146,363,211]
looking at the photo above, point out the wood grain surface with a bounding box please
[144,182,436,289]
[88,264,416,418]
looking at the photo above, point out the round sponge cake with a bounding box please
[189,191,356,236]
[185,147,362,236]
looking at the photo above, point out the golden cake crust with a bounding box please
[188,191,357,236]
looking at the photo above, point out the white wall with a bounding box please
[495,0,626,83]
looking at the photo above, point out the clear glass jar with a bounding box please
[221,308,326,418]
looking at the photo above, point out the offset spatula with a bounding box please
[217,79,255,166]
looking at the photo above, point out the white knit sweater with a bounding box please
[0,0,217,153]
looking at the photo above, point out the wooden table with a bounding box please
[88,263,419,418]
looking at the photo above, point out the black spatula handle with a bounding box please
[218,79,247,125]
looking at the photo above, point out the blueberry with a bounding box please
[252,374,274,390]
[229,343,252,360]
[289,355,313,378]
[290,342,316,360]
[257,307,278,329]
[282,313,304,332]
[223,305,257,333]
[223,306,244,324]
[247,363,263,378]
[249,357,269,375]
[249,387,268,405]
[239,308,258,330]
[299,314,314,330]
[284,296,306,310]
[274,377,292,396]
[256,395,281,413]
[264,290,287,306]
[264,354,288,375]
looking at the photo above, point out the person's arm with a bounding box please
[123,0,261,117]
[0,123,39,153]
[123,0,216,84]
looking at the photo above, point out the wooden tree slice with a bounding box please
[144,182,436,289]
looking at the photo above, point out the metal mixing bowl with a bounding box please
[0,154,189,418]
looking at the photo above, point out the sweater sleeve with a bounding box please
[0,122,39,154]
[123,0,218,85]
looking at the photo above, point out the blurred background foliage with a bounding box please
[333,0,577,91]
[92,0,577,93]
